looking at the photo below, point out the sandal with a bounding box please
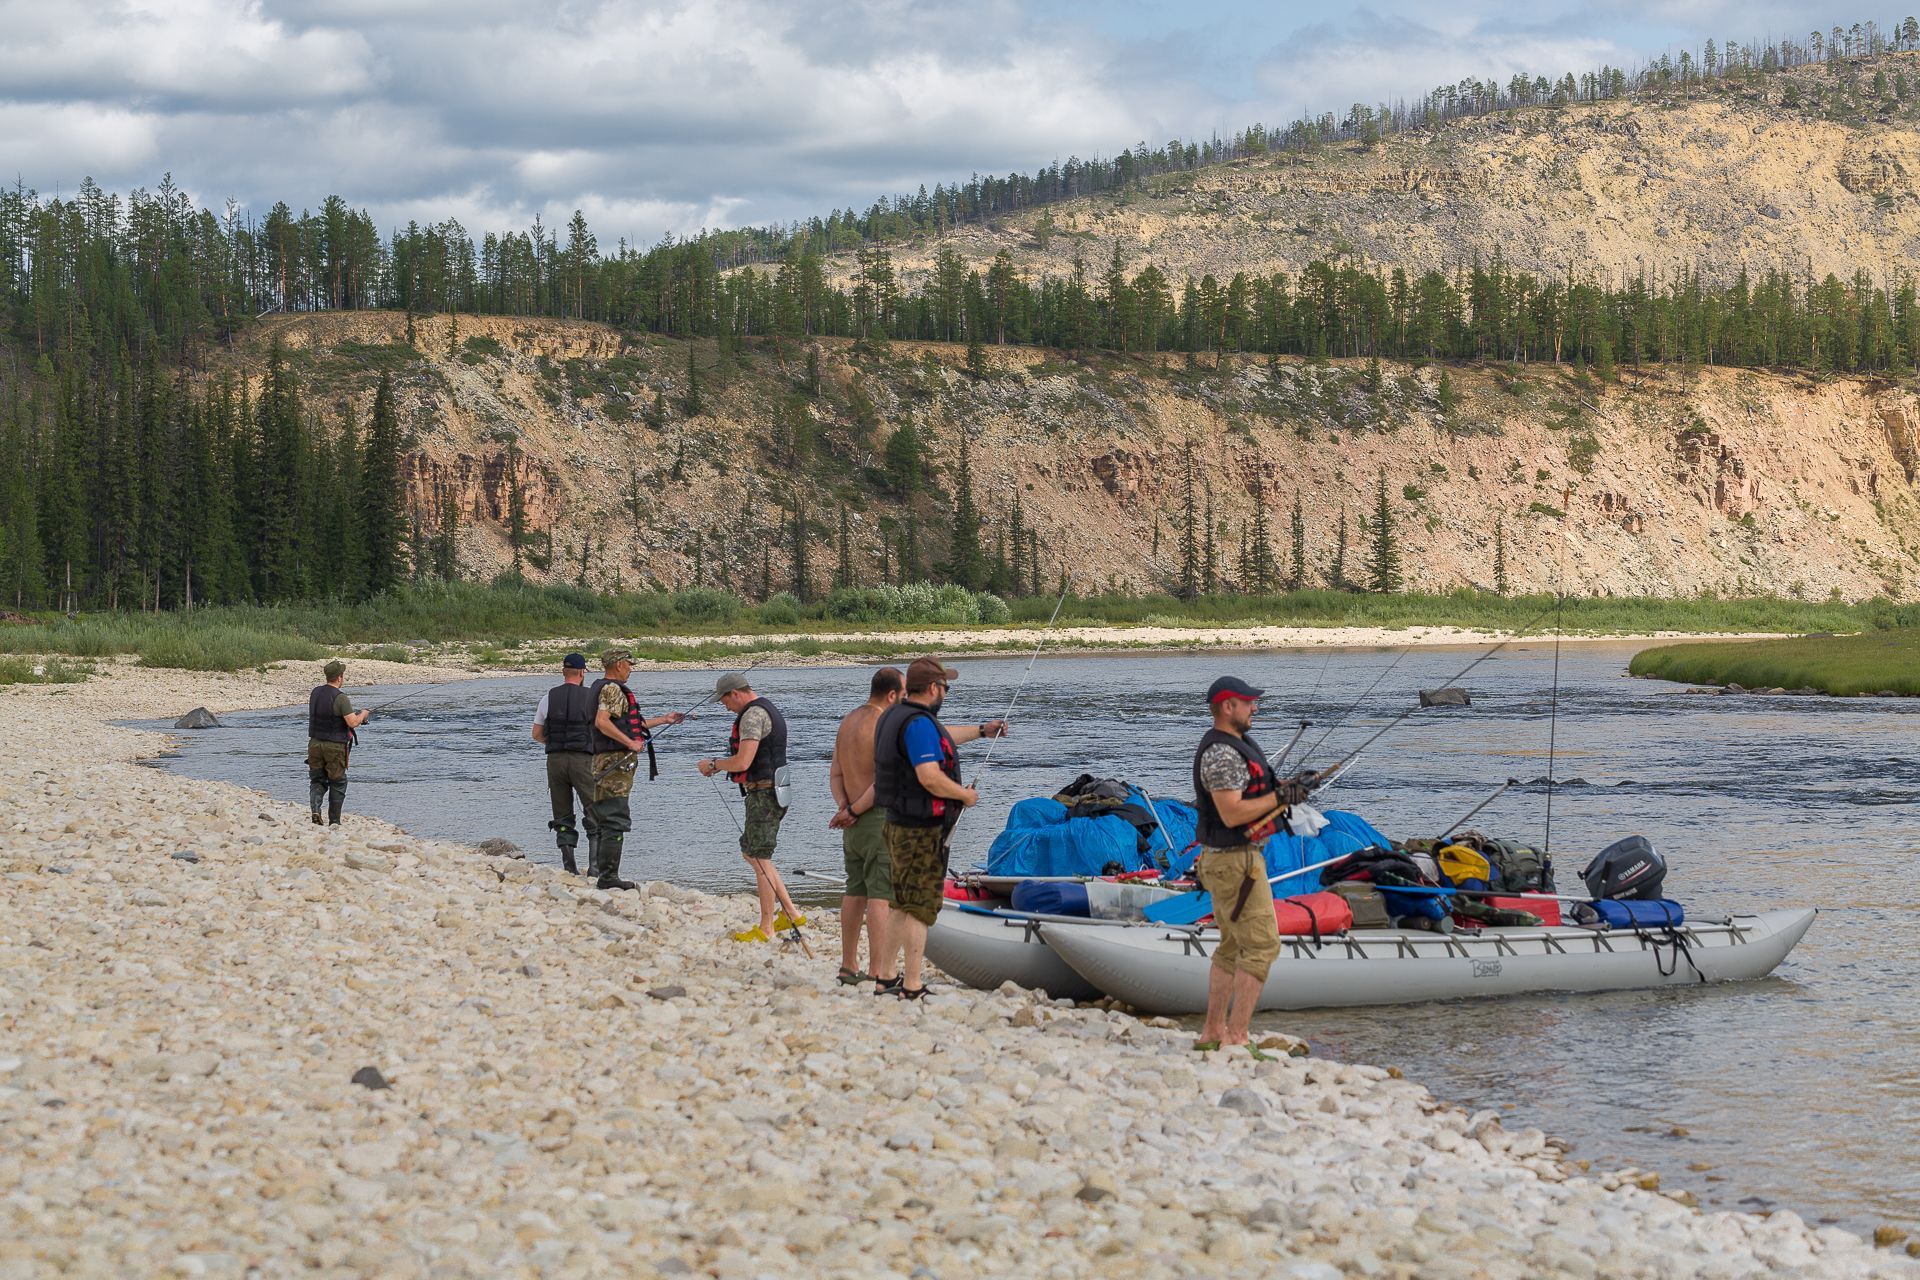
[836,967,870,986]
[872,976,904,996]
[773,912,808,933]
[1244,1041,1277,1062]
[1192,1039,1223,1053]
[898,985,931,1001]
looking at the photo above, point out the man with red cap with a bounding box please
[1191,675,1316,1055]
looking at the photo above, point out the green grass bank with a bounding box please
[1628,629,1920,696]
[3,580,1919,674]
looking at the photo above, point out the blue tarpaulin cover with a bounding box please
[983,788,1394,887]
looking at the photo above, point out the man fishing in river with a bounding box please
[307,659,371,826]
[1191,675,1318,1056]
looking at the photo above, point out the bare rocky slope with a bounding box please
[851,55,1920,290]
[248,311,1920,602]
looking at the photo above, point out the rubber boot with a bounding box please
[595,833,635,891]
[584,834,603,880]
[327,781,347,827]
[551,821,578,875]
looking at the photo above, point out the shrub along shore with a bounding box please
[1,579,1916,675]
[1629,629,1920,697]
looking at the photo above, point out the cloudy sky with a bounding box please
[1,0,1898,243]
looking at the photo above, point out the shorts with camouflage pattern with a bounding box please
[886,821,950,927]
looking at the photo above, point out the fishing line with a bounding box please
[973,580,1071,784]
[1297,644,1414,764]
[704,770,812,957]
[1543,487,1571,855]
[1271,648,1333,771]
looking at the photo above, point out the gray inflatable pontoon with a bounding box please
[1035,908,1816,1014]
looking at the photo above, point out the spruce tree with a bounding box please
[835,505,855,590]
[1288,493,1307,591]
[1027,529,1042,598]
[1493,517,1509,595]
[683,345,702,416]
[506,440,528,576]
[788,497,812,601]
[361,370,407,597]
[946,431,987,589]
[966,334,988,380]
[435,483,461,581]
[803,348,821,398]
[1178,440,1199,599]
[1202,486,1218,595]
[1007,496,1027,596]
[1331,508,1351,590]
[1367,467,1403,593]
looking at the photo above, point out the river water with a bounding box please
[145,643,1920,1234]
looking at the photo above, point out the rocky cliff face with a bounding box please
[235,313,1920,602]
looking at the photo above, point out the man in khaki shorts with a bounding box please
[1191,675,1314,1057]
[828,666,903,984]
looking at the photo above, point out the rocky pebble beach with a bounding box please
[1,659,1913,1278]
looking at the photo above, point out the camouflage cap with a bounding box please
[322,659,347,680]
[601,647,633,668]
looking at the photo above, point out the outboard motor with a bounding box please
[1580,835,1667,900]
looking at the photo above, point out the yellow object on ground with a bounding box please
[772,912,808,933]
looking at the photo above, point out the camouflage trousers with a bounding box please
[740,786,787,860]
[306,739,350,823]
[886,821,949,927]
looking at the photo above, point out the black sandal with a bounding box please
[898,985,931,1001]
[872,976,903,996]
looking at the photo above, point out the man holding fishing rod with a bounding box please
[872,656,1008,999]
[588,649,685,891]
[1192,675,1321,1056]
[307,660,373,826]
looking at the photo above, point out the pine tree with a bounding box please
[1288,493,1307,591]
[361,370,407,597]
[945,431,987,588]
[1367,467,1403,593]
[1493,517,1509,595]
[1202,486,1218,594]
[966,334,988,380]
[803,347,821,398]
[884,421,924,494]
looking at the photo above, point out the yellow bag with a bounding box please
[1437,843,1492,887]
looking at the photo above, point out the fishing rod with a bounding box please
[1307,598,1561,794]
[1439,778,1519,840]
[363,682,446,714]
[972,581,1072,784]
[702,771,813,958]
[643,660,763,745]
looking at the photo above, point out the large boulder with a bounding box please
[1418,687,1472,708]
[173,707,221,729]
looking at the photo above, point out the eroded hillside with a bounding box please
[240,311,1920,603]
[846,56,1920,293]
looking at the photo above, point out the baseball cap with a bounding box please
[601,647,633,667]
[323,659,346,680]
[1206,675,1264,705]
[562,652,587,670]
[905,656,959,692]
[714,672,752,697]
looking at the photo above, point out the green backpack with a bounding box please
[1483,837,1552,893]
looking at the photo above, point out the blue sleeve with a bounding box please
[902,715,944,767]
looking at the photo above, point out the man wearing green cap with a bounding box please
[307,660,371,826]
[588,648,684,891]
[698,672,805,943]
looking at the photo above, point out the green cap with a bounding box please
[601,647,633,668]
[323,659,346,680]
[715,672,751,697]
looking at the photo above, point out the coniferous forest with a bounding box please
[5,22,1920,613]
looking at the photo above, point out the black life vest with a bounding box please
[308,684,352,744]
[874,700,958,828]
[1192,728,1277,849]
[727,697,788,786]
[588,678,659,780]
[542,681,597,755]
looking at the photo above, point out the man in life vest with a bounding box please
[589,648,684,891]
[307,659,371,826]
[531,652,597,874]
[1191,675,1316,1056]
[871,656,1007,998]
[827,666,904,984]
[697,673,807,943]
